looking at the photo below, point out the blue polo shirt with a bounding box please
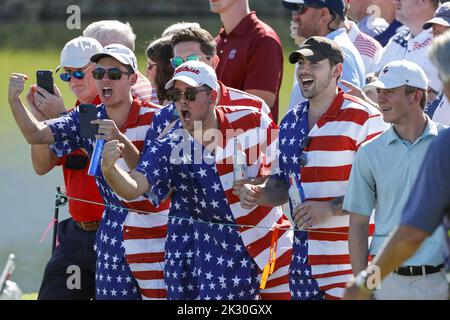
[343,118,447,266]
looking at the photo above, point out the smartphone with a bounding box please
[79,103,98,139]
[36,70,54,96]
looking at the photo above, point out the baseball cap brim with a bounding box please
[363,79,388,90]
[423,17,450,29]
[289,49,327,64]
[165,75,204,90]
[282,0,300,11]
[55,60,88,73]
[90,52,137,72]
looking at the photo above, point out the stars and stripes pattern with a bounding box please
[47,98,169,300]
[136,105,293,300]
[347,20,383,74]
[277,90,386,299]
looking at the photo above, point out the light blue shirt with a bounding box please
[343,118,447,266]
[288,28,366,110]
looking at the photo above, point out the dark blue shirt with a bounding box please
[401,128,450,271]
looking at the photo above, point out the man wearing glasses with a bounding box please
[147,27,273,143]
[20,36,104,300]
[282,0,366,111]
[8,44,170,300]
[237,37,386,299]
[100,60,293,300]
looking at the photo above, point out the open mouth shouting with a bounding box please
[102,86,113,98]
[300,76,315,91]
[180,109,193,123]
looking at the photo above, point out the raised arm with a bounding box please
[101,140,149,200]
[8,73,54,145]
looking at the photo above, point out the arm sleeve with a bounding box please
[135,138,173,206]
[244,36,283,93]
[343,147,376,216]
[46,108,82,157]
[401,130,450,233]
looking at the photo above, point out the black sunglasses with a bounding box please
[294,3,324,15]
[166,87,209,102]
[92,67,131,80]
[299,136,311,167]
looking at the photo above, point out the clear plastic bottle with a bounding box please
[233,138,248,181]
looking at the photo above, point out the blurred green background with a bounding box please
[0,3,297,296]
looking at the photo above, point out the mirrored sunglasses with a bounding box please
[170,54,212,69]
[60,69,86,82]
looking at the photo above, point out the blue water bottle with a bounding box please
[88,138,106,177]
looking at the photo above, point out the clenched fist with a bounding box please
[8,73,28,102]
[101,140,124,172]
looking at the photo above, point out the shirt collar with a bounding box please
[386,115,438,145]
[119,98,142,132]
[219,11,257,37]
[326,28,347,41]
[315,88,345,128]
[217,81,230,105]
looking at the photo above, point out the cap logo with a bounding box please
[383,67,389,74]
[175,65,201,75]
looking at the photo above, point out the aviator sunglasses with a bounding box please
[59,64,93,82]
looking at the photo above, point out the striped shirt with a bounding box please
[137,105,293,300]
[277,90,387,299]
[47,98,169,300]
[114,100,171,300]
[131,71,160,105]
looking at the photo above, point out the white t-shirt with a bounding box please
[347,20,383,74]
[375,28,441,92]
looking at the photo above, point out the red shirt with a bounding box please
[57,96,104,222]
[215,11,284,122]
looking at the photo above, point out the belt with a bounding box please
[75,220,100,231]
[394,264,444,276]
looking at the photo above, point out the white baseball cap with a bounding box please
[165,60,218,91]
[366,60,429,90]
[423,2,450,29]
[56,36,103,72]
[90,43,138,72]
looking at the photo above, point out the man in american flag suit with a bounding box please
[237,37,386,299]
[8,44,169,300]
[101,60,293,300]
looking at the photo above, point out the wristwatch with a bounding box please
[354,270,374,294]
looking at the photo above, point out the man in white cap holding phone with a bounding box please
[8,43,169,300]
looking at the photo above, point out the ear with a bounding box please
[210,55,220,70]
[209,90,218,106]
[129,73,138,86]
[333,63,343,78]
